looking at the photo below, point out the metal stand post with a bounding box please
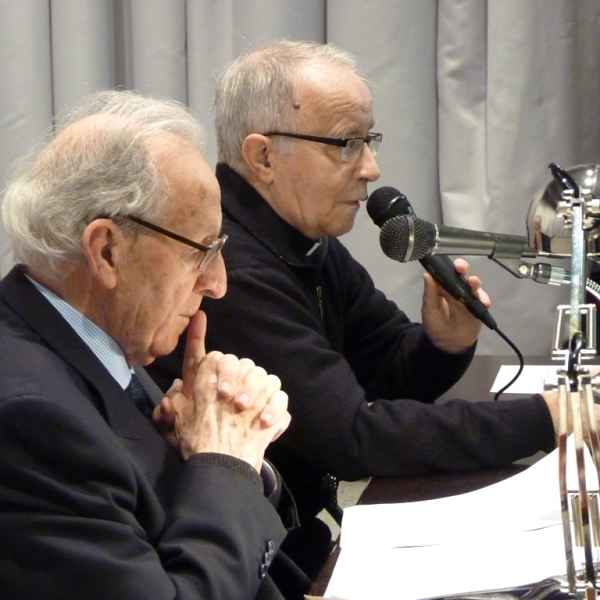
[548,169,600,598]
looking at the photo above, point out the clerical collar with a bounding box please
[305,239,323,256]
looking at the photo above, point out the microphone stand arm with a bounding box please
[491,256,572,285]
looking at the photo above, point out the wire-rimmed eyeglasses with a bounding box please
[264,131,382,162]
[121,215,227,272]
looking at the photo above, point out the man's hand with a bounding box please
[421,258,491,354]
[174,352,289,471]
[152,311,290,471]
[542,387,600,446]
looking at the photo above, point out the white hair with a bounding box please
[214,40,363,173]
[2,90,206,280]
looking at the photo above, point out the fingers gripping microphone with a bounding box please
[366,187,497,330]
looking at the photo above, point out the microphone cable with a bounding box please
[492,326,525,401]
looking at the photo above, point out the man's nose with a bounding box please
[194,253,227,298]
[357,145,381,182]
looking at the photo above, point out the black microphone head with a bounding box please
[366,186,413,227]
[380,215,436,261]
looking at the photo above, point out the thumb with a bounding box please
[152,392,181,454]
[182,310,207,398]
[421,272,440,314]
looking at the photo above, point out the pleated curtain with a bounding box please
[1,0,599,355]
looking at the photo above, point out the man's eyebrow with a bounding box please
[344,120,377,136]
[337,126,366,137]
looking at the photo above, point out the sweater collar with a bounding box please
[216,163,327,267]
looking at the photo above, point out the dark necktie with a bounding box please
[126,372,154,419]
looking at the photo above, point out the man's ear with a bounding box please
[241,134,275,184]
[82,219,121,290]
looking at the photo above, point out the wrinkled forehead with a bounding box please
[292,61,374,127]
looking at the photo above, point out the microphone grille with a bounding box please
[380,216,436,261]
[380,216,412,261]
[412,218,437,259]
[366,186,412,226]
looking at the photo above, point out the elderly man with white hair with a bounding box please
[0,90,294,600]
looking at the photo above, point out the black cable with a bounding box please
[492,326,525,401]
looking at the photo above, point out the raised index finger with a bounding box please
[181,310,207,398]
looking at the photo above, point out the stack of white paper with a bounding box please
[325,439,599,600]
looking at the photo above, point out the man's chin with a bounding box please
[330,219,355,238]
[143,338,181,365]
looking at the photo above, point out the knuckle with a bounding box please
[266,373,282,387]
[219,352,239,366]
[276,390,289,409]
[239,357,256,369]
[250,366,268,380]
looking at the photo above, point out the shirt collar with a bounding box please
[27,277,132,390]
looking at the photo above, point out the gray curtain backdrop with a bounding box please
[1,0,599,356]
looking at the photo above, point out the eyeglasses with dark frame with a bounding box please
[264,131,382,162]
[120,214,227,272]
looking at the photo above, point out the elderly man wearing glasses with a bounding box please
[148,40,561,585]
[0,90,295,600]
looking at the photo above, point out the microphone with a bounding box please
[366,186,413,226]
[367,187,497,330]
[379,215,537,262]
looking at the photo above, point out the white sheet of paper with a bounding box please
[325,439,599,600]
[490,364,558,393]
[338,446,564,551]
[327,527,568,600]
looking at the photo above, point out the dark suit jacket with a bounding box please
[0,267,286,600]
